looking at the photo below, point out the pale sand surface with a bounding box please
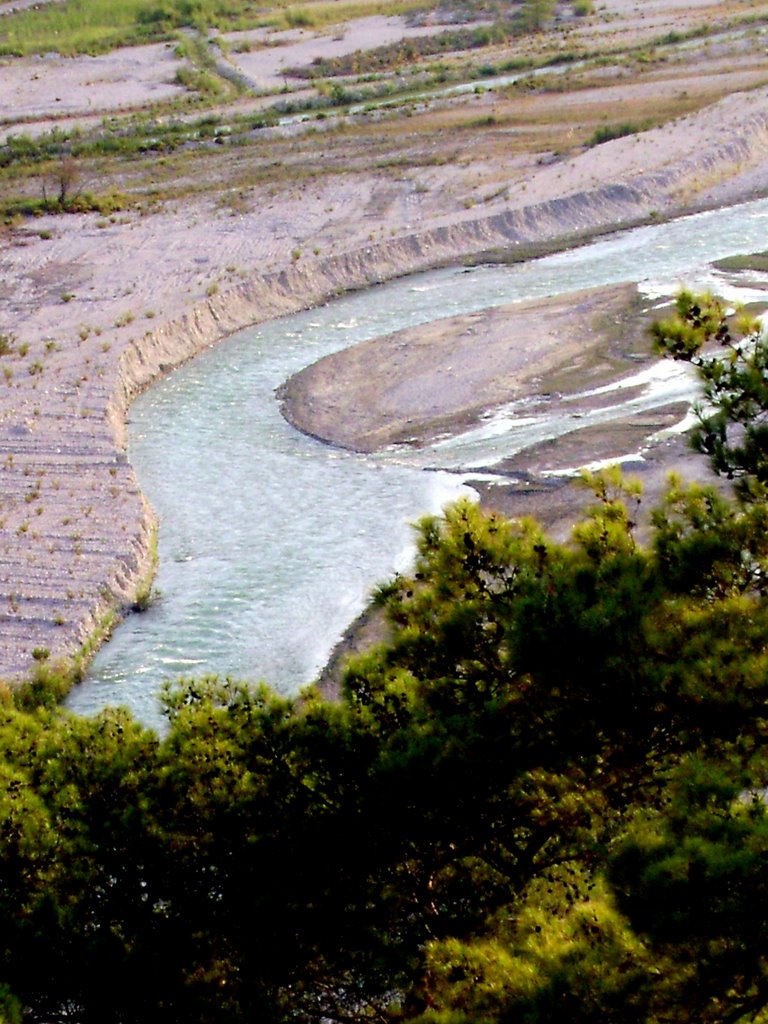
[564,0,755,47]
[0,14,484,132]
[279,284,648,451]
[0,13,487,131]
[2,0,768,680]
[0,43,186,122]
[0,0,761,136]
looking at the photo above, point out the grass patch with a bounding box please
[2,190,129,223]
[0,0,271,56]
[271,0,434,32]
[0,0,434,56]
[175,65,227,98]
[712,252,768,273]
[173,30,242,99]
[0,0,184,56]
[12,660,76,710]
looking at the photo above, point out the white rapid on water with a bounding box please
[68,197,768,727]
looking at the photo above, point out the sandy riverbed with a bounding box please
[2,0,768,681]
[278,280,725,539]
[278,283,662,452]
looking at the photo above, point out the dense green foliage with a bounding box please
[1,294,768,1022]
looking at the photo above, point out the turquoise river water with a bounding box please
[67,197,768,727]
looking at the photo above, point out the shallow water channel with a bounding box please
[69,198,768,727]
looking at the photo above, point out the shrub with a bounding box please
[588,122,639,146]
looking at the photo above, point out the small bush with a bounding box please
[174,66,225,97]
[14,660,75,710]
[283,7,316,28]
[587,123,639,147]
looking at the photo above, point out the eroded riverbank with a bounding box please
[69,199,768,723]
[3,77,768,686]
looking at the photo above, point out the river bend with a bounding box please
[68,197,768,727]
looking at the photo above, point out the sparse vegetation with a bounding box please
[288,22,516,78]
[519,0,556,31]
[0,0,435,57]
[0,0,759,229]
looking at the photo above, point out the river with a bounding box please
[67,197,768,727]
